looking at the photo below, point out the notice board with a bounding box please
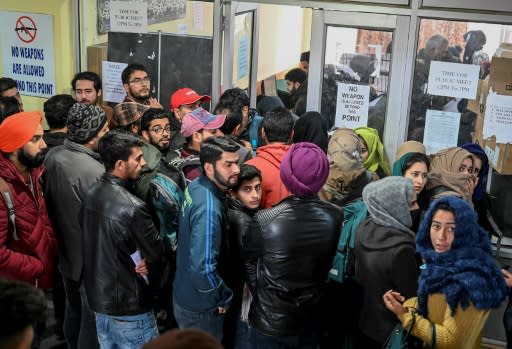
[108,32,213,106]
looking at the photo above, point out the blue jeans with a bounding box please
[173,301,224,342]
[95,312,158,349]
[62,277,98,349]
[249,326,319,349]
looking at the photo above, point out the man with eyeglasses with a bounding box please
[121,63,163,108]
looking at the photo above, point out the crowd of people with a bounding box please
[0,55,510,349]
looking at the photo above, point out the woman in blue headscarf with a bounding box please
[383,196,507,349]
[461,143,493,233]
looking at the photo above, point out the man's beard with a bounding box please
[18,148,47,168]
[214,167,237,189]
[154,140,170,153]
[129,88,150,103]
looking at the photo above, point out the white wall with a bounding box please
[257,4,305,79]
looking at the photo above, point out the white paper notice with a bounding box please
[335,83,370,128]
[177,23,187,35]
[483,92,512,143]
[102,61,128,103]
[110,1,148,33]
[130,250,149,284]
[423,109,461,154]
[193,2,203,32]
[427,61,479,99]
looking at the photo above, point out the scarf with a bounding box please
[461,143,488,202]
[392,141,426,176]
[362,176,415,235]
[416,196,507,316]
[293,112,329,153]
[426,147,474,203]
[355,126,391,175]
[323,128,368,200]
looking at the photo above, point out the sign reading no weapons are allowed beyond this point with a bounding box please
[0,11,56,98]
[15,16,37,43]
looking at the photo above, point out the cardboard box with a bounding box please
[469,79,488,146]
[495,43,512,59]
[482,54,512,175]
[489,57,512,95]
[469,63,512,174]
[484,136,512,175]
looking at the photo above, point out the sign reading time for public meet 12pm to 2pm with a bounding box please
[0,11,56,98]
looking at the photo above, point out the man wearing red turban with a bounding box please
[0,111,57,291]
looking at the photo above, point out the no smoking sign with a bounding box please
[15,16,37,43]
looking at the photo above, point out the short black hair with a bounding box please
[199,136,240,168]
[0,77,18,95]
[300,51,310,62]
[43,94,76,129]
[284,68,307,84]
[0,279,46,347]
[71,71,102,92]
[219,110,243,135]
[98,129,144,172]
[402,152,430,175]
[0,96,21,123]
[214,88,250,114]
[121,63,148,84]
[140,108,170,132]
[432,202,455,217]
[232,164,261,192]
[262,107,294,143]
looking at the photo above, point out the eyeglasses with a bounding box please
[129,77,150,85]
[150,126,171,135]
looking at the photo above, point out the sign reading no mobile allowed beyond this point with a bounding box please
[0,11,56,98]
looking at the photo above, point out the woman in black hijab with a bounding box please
[292,111,329,153]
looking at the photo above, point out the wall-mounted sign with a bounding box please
[0,11,56,98]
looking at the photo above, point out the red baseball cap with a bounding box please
[170,88,211,111]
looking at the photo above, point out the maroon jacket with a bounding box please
[0,153,57,289]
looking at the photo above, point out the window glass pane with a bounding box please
[407,19,512,236]
[321,26,392,138]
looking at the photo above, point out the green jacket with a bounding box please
[135,142,162,203]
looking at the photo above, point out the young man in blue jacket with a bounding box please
[173,136,240,342]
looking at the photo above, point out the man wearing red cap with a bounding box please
[170,88,211,122]
[0,111,57,289]
[168,88,211,152]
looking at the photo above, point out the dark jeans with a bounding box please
[249,326,319,349]
[173,301,225,343]
[52,261,66,338]
[504,297,512,349]
[62,277,98,349]
[234,320,251,349]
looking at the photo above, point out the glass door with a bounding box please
[308,10,411,161]
[222,2,259,106]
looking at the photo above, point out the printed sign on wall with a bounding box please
[0,11,56,98]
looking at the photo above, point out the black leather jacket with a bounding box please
[246,195,342,336]
[81,173,164,315]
